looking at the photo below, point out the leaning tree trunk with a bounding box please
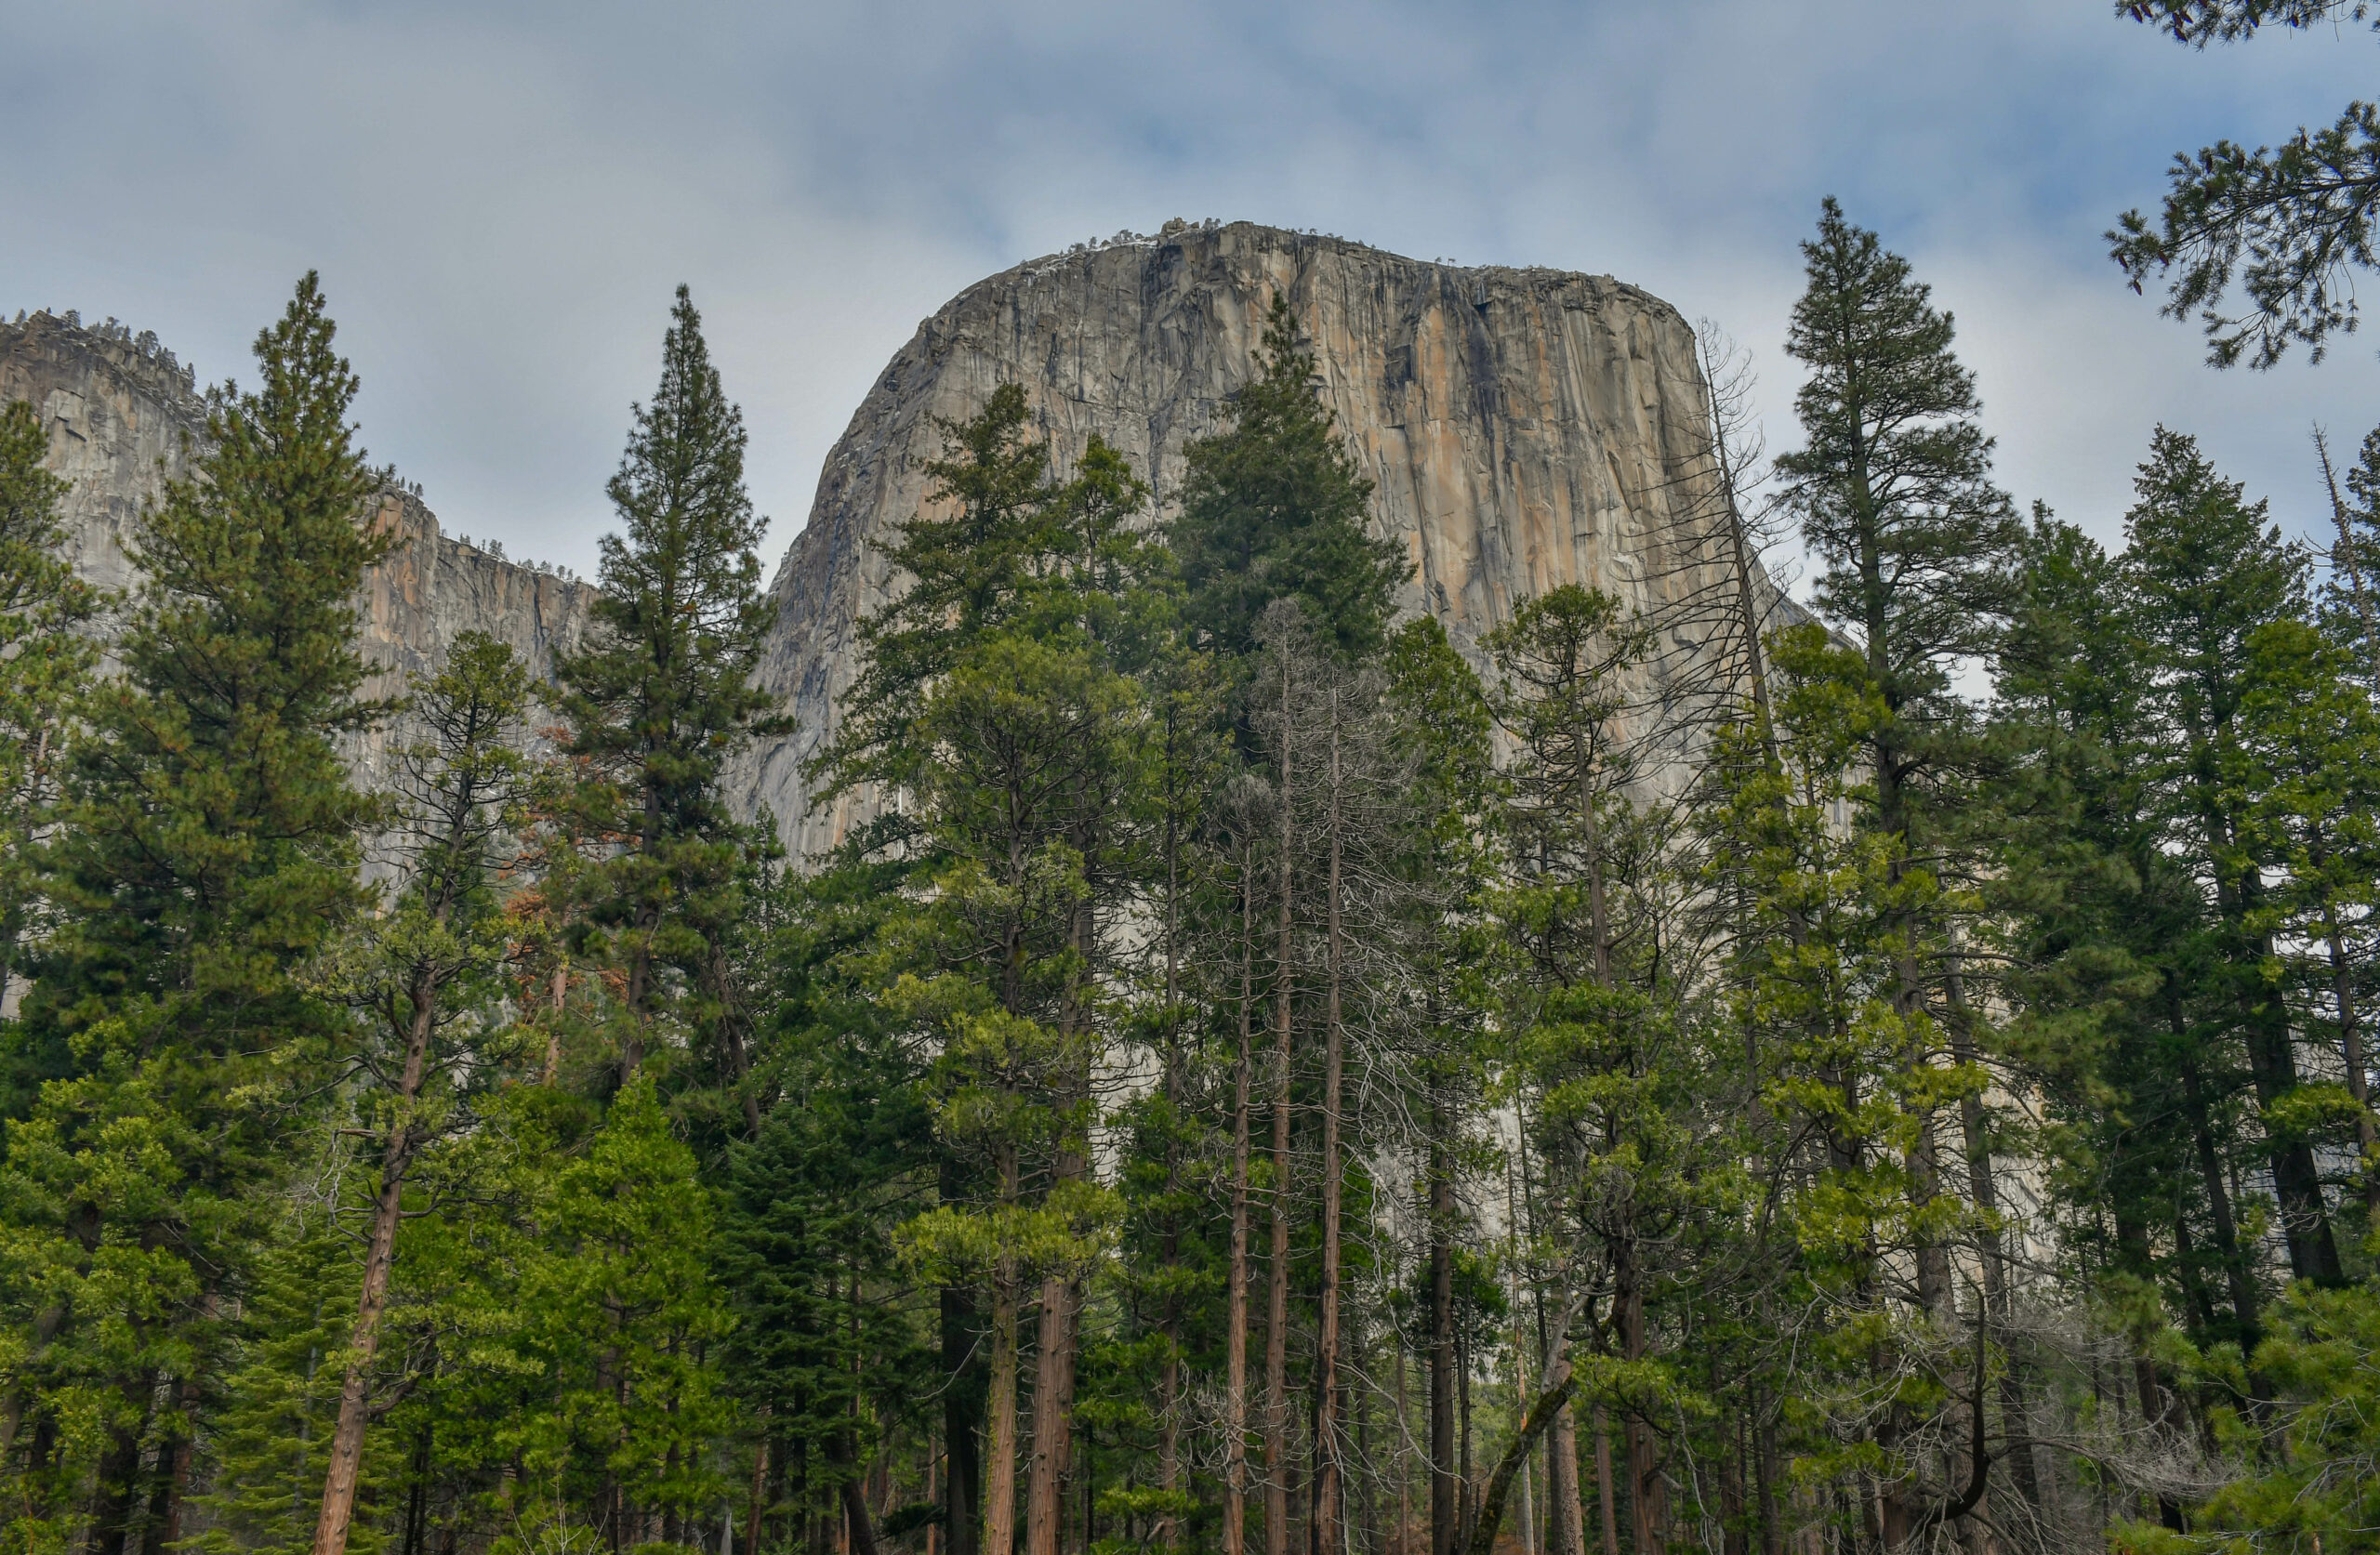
[312,965,439,1555]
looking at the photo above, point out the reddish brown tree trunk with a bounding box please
[312,974,437,1555]
[1024,1272,1078,1555]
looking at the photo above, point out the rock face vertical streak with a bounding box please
[752,221,1739,857]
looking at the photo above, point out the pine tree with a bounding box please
[826,402,1172,1555]
[2108,0,2380,369]
[2123,427,2346,1286]
[510,1078,732,1549]
[1699,624,1981,1551]
[1374,619,1505,1555]
[1172,294,1407,663]
[1483,586,1672,1555]
[552,284,788,1083]
[2315,425,2380,691]
[829,383,1057,785]
[1775,203,2023,1534]
[1777,199,2020,860]
[0,275,391,1551]
[1989,510,2252,1441]
[307,633,535,1555]
[2235,616,2380,1222]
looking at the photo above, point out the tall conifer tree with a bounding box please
[3,274,390,1549]
[2124,428,2346,1285]
[1172,295,1407,663]
[1776,200,2022,1539]
[553,284,788,1082]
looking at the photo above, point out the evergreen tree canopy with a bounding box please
[1778,198,2020,745]
[1,272,390,1552]
[2110,0,2380,367]
[2124,428,2345,1285]
[835,383,1059,756]
[552,283,789,1078]
[1172,295,1407,662]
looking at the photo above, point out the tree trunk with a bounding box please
[312,966,439,1555]
[2317,428,2380,695]
[1156,791,1185,1548]
[1430,1125,1458,1555]
[1228,859,1257,1555]
[942,1238,983,1555]
[88,1399,148,1555]
[1025,1272,1078,1555]
[748,1428,774,1555]
[826,1433,883,1555]
[1755,1412,1781,1555]
[986,1145,1022,1555]
[2178,1056,2261,1348]
[1465,1360,1578,1555]
[1943,942,2034,1518]
[1315,688,1346,1555]
[1620,1269,1664,1555]
[1266,652,1297,1555]
[1590,1408,1616,1555]
[1027,894,1098,1555]
[1458,1325,1474,1551]
[2325,915,2380,1215]
[156,1372,198,1555]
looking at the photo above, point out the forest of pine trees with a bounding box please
[6,203,2380,1555]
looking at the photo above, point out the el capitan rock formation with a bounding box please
[755,220,1760,854]
[7,222,1771,850]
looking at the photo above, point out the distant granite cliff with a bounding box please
[0,309,599,784]
[9,222,1771,852]
[755,220,1759,855]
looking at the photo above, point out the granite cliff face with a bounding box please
[10,224,1766,853]
[755,220,1755,856]
[0,310,599,783]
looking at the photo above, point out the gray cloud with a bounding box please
[5,0,2375,579]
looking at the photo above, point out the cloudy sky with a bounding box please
[5,1,2374,583]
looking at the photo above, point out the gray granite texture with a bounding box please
[8,223,1776,854]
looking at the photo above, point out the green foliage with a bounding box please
[2118,1273,2380,1555]
[0,274,389,1548]
[192,1205,372,1555]
[12,217,2380,1555]
[509,1079,730,1538]
[1778,198,2019,747]
[2109,0,2380,365]
[551,284,789,1081]
[1170,294,1407,662]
